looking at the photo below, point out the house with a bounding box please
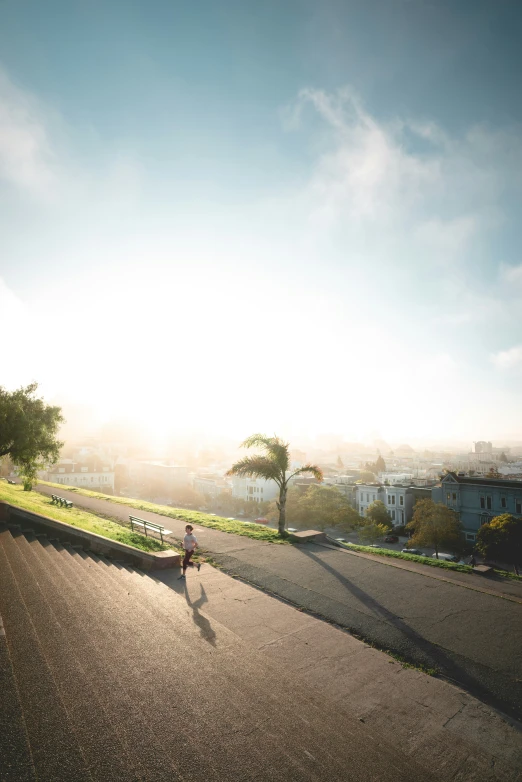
[356,483,415,525]
[432,472,522,543]
[45,460,115,493]
[231,476,279,504]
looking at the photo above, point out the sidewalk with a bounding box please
[34,485,522,725]
[155,563,522,782]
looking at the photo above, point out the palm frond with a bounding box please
[226,455,282,484]
[289,464,324,482]
[240,433,290,472]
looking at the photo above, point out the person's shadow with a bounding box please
[183,583,217,647]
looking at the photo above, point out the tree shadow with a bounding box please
[294,545,522,721]
[183,583,217,647]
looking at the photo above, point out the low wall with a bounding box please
[0,502,181,571]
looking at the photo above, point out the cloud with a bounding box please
[0,69,58,197]
[491,345,522,370]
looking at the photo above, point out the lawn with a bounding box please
[339,541,474,573]
[339,541,522,580]
[0,482,175,553]
[38,481,288,543]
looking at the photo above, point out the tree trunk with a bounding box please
[278,484,287,536]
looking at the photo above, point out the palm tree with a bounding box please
[226,434,323,536]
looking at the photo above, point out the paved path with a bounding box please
[155,564,522,782]
[35,485,522,722]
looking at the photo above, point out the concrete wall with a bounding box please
[0,502,180,571]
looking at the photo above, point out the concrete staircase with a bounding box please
[0,522,431,782]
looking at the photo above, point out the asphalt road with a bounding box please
[34,484,522,722]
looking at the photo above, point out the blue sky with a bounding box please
[1,0,522,444]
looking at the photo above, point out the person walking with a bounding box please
[179,524,201,579]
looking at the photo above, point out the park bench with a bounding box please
[51,494,73,509]
[129,515,172,544]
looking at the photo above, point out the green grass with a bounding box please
[39,481,289,543]
[0,482,176,553]
[339,541,522,580]
[339,541,474,573]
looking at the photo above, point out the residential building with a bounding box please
[45,460,115,492]
[231,476,279,504]
[433,472,522,543]
[193,475,231,498]
[356,484,383,517]
[355,483,415,525]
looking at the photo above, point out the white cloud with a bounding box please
[491,345,522,370]
[0,69,58,197]
[0,278,47,389]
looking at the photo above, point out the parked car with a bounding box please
[431,552,459,563]
[384,535,399,543]
[402,547,423,555]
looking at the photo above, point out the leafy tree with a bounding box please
[487,466,501,479]
[366,500,392,528]
[499,452,508,463]
[298,484,359,531]
[0,383,64,491]
[476,514,522,575]
[336,455,344,470]
[375,455,386,473]
[358,470,376,483]
[406,499,462,558]
[359,522,389,545]
[226,434,323,535]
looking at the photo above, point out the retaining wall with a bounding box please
[0,502,181,570]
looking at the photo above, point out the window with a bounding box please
[399,495,404,506]
[391,495,395,505]
[400,510,404,523]
[486,496,492,510]
[373,494,376,501]
[501,497,507,509]
[446,492,451,502]
[466,533,476,542]
[480,496,485,509]
[388,496,392,505]
[391,510,396,520]
[516,500,522,514]
[452,493,457,502]
[366,493,369,502]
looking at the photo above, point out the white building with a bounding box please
[45,460,115,492]
[231,476,279,504]
[378,472,414,485]
[356,483,414,525]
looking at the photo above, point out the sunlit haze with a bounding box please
[2,1,522,447]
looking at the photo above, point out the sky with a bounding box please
[1,0,522,447]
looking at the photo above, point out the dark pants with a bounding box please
[183,549,195,573]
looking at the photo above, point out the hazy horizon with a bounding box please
[2,1,522,444]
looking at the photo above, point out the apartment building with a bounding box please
[433,472,522,542]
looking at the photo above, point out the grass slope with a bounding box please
[339,541,473,573]
[0,482,174,553]
[39,481,288,543]
[339,541,522,580]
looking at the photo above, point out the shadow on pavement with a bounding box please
[183,583,217,647]
[295,546,522,722]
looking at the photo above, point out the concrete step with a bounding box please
[10,530,147,782]
[0,623,37,782]
[63,546,423,782]
[51,543,253,780]
[3,524,428,781]
[0,528,92,782]
[23,534,184,782]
